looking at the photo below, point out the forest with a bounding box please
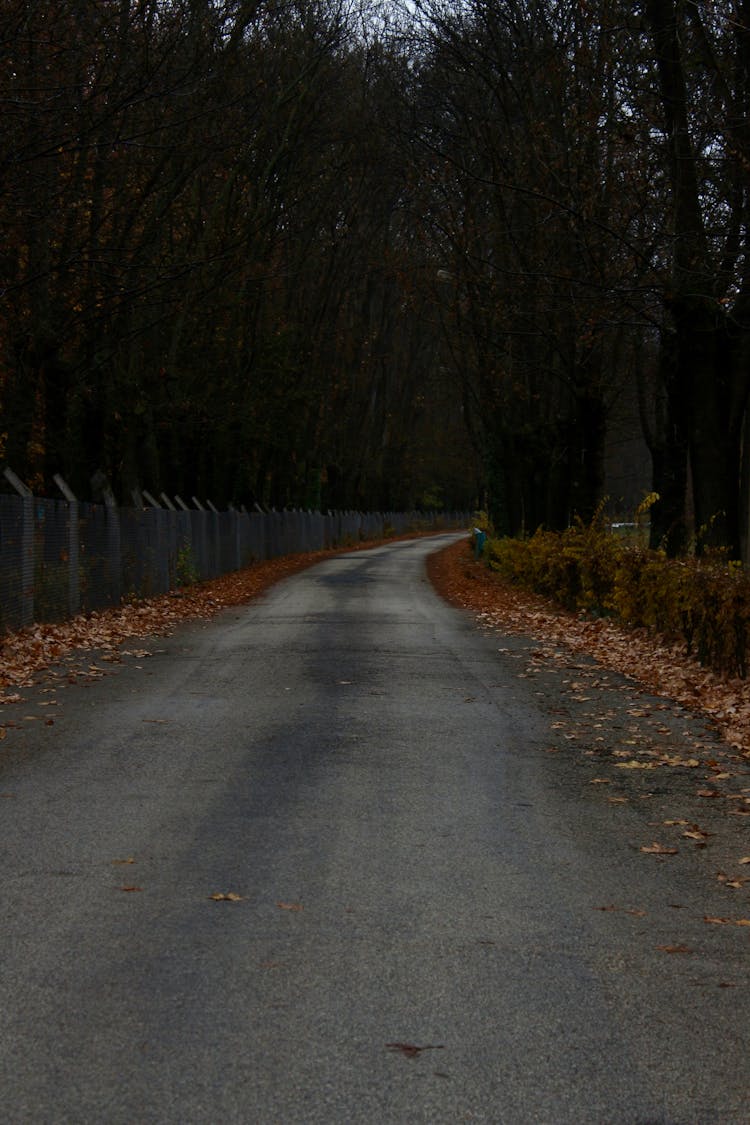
[1,0,749,554]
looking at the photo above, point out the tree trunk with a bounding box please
[646,0,744,555]
[567,390,606,525]
[678,298,739,553]
[643,331,689,555]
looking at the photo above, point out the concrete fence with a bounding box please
[0,479,470,633]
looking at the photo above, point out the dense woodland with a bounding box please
[1,1,749,553]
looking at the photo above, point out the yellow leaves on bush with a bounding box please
[484,520,750,681]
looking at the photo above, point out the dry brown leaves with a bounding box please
[8,533,750,760]
[426,539,750,756]
[0,531,452,694]
[0,543,384,692]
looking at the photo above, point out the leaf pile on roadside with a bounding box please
[426,540,750,755]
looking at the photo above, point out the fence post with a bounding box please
[233,507,242,571]
[53,474,80,619]
[92,472,121,606]
[107,495,121,605]
[3,468,34,628]
[191,498,208,578]
[141,491,171,593]
[204,501,220,576]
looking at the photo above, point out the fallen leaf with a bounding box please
[657,944,692,954]
[704,915,731,925]
[386,1043,445,1058]
[641,842,679,855]
[616,760,658,770]
[607,796,629,804]
[739,857,750,865]
[682,829,711,840]
[589,778,610,784]
[276,901,303,911]
[210,892,243,902]
[111,857,135,865]
[120,885,142,892]
[595,905,647,917]
[664,818,690,826]
[696,789,722,798]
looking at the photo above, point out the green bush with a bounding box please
[175,544,200,586]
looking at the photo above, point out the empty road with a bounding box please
[0,534,748,1123]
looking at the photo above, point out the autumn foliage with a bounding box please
[484,523,750,681]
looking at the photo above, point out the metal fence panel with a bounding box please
[0,493,469,633]
[0,494,26,631]
[33,497,71,623]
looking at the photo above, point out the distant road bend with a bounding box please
[0,533,748,1123]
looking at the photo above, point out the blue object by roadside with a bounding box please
[473,528,486,558]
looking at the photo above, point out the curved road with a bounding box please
[0,534,748,1123]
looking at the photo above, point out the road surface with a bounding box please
[0,534,748,1123]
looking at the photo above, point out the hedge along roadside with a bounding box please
[481,522,750,682]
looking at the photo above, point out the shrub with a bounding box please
[484,519,750,680]
[175,544,200,586]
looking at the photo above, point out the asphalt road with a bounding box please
[0,533,748,1124]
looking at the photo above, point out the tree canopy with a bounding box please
[1,1,749,553]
